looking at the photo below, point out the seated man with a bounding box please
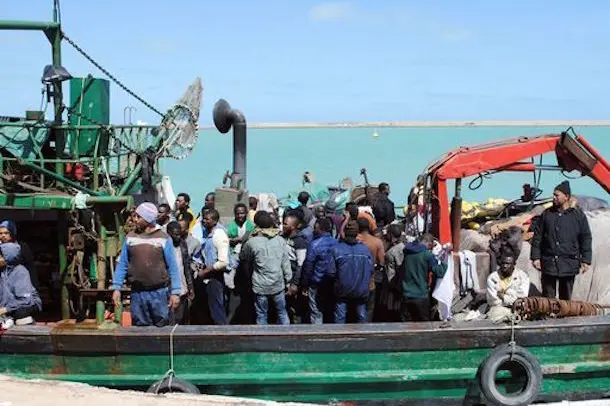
[0,242,42,326]
[486,250,529,321]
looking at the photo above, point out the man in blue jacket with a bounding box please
[112,202,182,327]
[329,220,374,323]
[301,217,338,324]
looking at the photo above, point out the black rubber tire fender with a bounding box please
[478,343,542,406]
[146,376,200,394]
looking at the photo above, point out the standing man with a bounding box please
[157,203,173,232]
[175,193,197,232]
[226,203,254,323]
[240,212,292,325]
[373,182,396,229]
[531,181,592,300]
[227,203,255,256]
[248,196,258,223]
[301,217,338,324]
[298,191,314,227]
[282,211,308,323]
[112,203,181,327]
[204,192,216,211]
[166,221,195,324]
[329,220,374,324]
[401,233,447,322]
[197,209,231,325]
[357,217,385,322]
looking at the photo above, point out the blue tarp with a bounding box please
[281,180,351,211]
[0,123,50,160]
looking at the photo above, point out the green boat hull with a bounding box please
[1,317,609,404]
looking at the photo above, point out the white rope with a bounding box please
[155,323,179,394]
[508,313,521,358]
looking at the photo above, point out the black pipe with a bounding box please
[213,99,247,190]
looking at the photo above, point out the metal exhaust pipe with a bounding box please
[213,99,247,190]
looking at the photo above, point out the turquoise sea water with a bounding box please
[162,126,610,210]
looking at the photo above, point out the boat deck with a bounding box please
[2,316,609,355]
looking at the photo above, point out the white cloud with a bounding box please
[309,2,354,22]
[440,28,472,43]
[144,39,176,54]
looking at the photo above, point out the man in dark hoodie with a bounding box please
[0,242,42,325]
[283,210,309,323]
[166,221,195,324]
[329,220,374,324]
[373,182,396,229]
[531,180,592,300]
[401,233,447,321]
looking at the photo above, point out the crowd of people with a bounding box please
[110,179,594,327]
[0,179,593,328]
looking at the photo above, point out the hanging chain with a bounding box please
[61,32,165,117]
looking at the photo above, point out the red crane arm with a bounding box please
[423,132,610,246]
[431,134,560,180]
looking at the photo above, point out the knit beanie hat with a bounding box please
[135,202,158,224]
[554,180,571,197]
[0,220,17,237]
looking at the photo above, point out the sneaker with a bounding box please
[15,316,34,326]
[1,316,14,329]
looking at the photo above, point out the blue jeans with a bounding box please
[308,286,323,324]
[131,287,170,327]
[255,292,289,325]
[334,298,367,324]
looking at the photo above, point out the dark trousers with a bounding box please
[366,288,376,323]
[200,278,227,325]
[401,298,431,322]
[10,305,38,320]
[225,288,241,324]
[541,274,575,300]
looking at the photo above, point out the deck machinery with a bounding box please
[0,2,202,323]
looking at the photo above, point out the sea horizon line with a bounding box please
[199,119,610,129]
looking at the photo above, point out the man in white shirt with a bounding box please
[487,251,530,317]
[196,209,231,325]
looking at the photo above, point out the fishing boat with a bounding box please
[1,3,610,406]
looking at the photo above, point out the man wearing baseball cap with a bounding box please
[531,180,592,300]
[112,202,182,326]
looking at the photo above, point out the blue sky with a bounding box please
[1,1,610,125]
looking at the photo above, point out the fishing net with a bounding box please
[157,77,202,159]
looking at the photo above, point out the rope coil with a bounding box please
[513,297,607,320]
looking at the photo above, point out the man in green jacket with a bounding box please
[400,233,447,322]
[239,211,292,325]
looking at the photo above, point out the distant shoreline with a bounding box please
[200,120,610,129]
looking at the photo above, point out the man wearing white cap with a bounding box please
[112,202,182,326]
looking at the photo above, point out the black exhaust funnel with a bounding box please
[213,99,247,190]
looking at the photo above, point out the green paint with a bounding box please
[68,77,110,157]
[1,345,608,402]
